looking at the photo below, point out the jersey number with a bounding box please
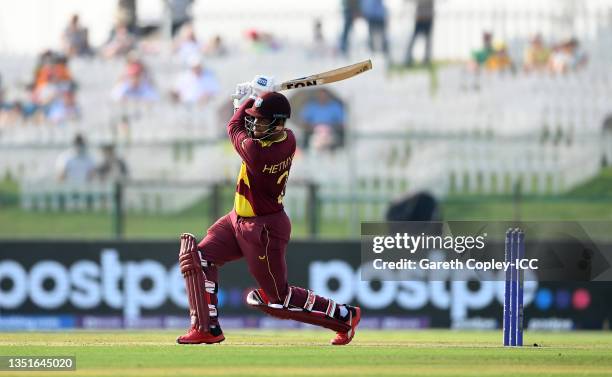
[276,171,289,204]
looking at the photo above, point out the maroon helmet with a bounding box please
[245,92,291,119]
[244,92,290,140]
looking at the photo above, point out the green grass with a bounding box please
[0,330,611,376]
[2,168,612,240]
[442,197,612,221]
[1,197,612,240]
[567,167,612,197]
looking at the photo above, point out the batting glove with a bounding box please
[250,75,276,97]
[232,81,253,110]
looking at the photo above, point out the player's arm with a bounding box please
[227,98,261,167]
[227,76,276,166]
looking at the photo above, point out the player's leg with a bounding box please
[176,232,222,344]
[237,213,361,345]
[366,19,376,53]
[423,21,433,65]
[177,213,243,344]
[339,9,354,55]
[405,23,421,66]
[197,212,244,329]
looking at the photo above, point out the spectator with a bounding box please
[96,144,129,182]
[56,134,96,183]
[0,101,25,126]
[485,41,513,73]
[117,0,138,34]
[404,0,435,66]
[203,35,228,57]
[523,34,551,73]
[102,22,137,59]
[310,126,338,152]
[299,90,346,150]
[171,56,219,105]
[122,51,152,82]
[312,19,324,51]
[173,23,202,64]
[30,54,74,120]
[339,0,361,56]
[46,85,80,124]
[0,78,24,125]
[469,31,494,71]
[314,19,324,46]
[62,14,92,57]
[32,53,72,98]
[360,0,389,57]
[308,19,333,58]
[0,77,8,116]
[30,51,54,91]
[111,56,158,102]
[549,38,588,74]
[168,0,194,36]
[244,29,281,52]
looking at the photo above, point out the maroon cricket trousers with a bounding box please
[197,209,291,325]
[197,209,338,328]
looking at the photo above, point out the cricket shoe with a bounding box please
[330,306,361,346]
[177,326,225,344]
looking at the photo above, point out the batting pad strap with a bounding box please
[204,280,217,294]
[198,251,214,268]
[283,287,293,308]
[303,290,315,312]
[209,304,218,317]
[325,299,337,318]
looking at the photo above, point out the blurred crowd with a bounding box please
[0,0,597,172]
[0,51,79,125]
[0,19,227,126]
[468,31,588,75]
[0,0,357,156]
[0,0,594,117]
[0,0,234,129]
[56,134,128,184]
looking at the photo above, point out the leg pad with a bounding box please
[247,289,351,333]
[179,233,211,332]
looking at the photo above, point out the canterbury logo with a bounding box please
[258,255,266,260]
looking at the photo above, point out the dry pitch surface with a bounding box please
[0,330,611,377]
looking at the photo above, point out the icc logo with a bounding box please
[257,77,268,86]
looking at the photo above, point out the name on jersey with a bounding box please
[262,155,293,174]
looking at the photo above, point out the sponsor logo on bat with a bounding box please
[286,80,318,89]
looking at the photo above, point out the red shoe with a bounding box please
[177,326,225,345]
[331,306,361,346]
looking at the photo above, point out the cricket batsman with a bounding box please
[176,76,361,345]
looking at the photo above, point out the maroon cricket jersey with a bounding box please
[227,98,296,217]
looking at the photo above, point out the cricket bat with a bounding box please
[274,59,372,91]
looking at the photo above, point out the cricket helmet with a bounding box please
[245,92,291,119]
[244,92,291,140]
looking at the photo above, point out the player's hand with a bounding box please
[250,75,275,97]
[232,81,253,110]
